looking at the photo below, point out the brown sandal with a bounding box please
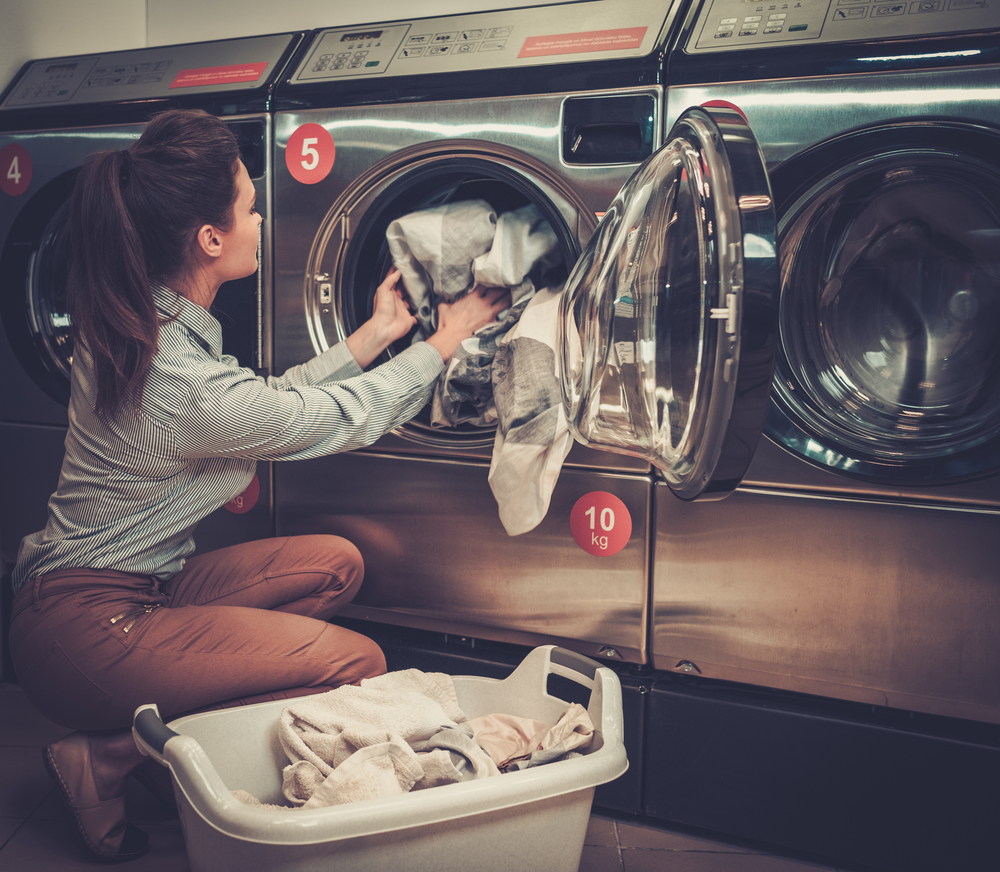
[43,733,149,863]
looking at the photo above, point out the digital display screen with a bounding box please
[45,62,78,74]
[340,30,383,42]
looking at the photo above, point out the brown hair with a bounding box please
[68,108,240,417]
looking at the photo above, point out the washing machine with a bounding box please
[270,0,784,666]
[0,32,303,578]
[648,2,1000,725]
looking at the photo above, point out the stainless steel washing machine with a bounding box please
[270,0,718,664]
[653,1,1000,724]
[0,33,302,574]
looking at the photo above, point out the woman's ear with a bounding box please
[195,223,224,260]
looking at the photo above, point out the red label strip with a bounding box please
[518,26,647,59]
[169,62,269,89]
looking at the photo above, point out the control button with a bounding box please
[427,45,451,56]
[407,34,431,45]
[873,2,906,13]
[434,32,457,43]
[769,12,787,18]
[739,29,760,36]
[744,15,762,21]
[460,29,484,40]
[788,23,809,31]
[399,47,424,58]
[480,39,506,51]
[910,0,942,10]
[764,26,784,33]
[488,26,513,38]
[717,24,736,32]
[720,17,738,23]
[832,6,867,17]
[715,31,734,37]
[457,43,476,53]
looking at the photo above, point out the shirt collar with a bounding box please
[152,284,223,360]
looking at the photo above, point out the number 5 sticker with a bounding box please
[570,491,632,557]
[285,123,335,185]
[0,143,32,197]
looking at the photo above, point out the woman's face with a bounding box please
[216,160,262,282]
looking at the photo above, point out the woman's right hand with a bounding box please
[426,285,511,363]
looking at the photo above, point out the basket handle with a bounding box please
[133,704,180,761]
[549,647,599,682]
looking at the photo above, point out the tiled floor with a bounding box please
[1,681,849,871]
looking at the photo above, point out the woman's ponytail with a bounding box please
[66,109,240,417]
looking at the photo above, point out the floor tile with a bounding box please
[622,849,839,872]
[0,818,24,850]
[580,844,624,872]
[0,745,54,818]
[586,813,619,847]
[618,819,756,852]
[0,818,189,871]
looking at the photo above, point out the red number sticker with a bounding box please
[285,123,335,185]
[225,473,260,514]
[570,491,631,557]
[0,143,32,197]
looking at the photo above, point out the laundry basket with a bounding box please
[132,645,627,872]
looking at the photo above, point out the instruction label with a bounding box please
[519,26,647,58]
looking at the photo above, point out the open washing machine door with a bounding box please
[560,105,780,500]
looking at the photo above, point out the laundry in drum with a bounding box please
[385,199,562,429]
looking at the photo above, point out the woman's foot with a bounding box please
[43,730,150,862]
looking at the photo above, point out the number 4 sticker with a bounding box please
[0,144,32,197]
[285,123,335,185]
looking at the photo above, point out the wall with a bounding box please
[0,0,145,98]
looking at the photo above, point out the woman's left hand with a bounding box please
[346,268,418,368]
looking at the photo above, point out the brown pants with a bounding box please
[9,535,385,731]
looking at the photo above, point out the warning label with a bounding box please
[518,26,647,59]
[169,62,269,89]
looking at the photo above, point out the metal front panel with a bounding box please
[273,91,659,470]
[685,0,1000,52]
[1,33,297,111]
[665,66,1000,168]
[653,483,1000,723]
[275,451,650,663]
[289,0,679,82]
[0,124,143,426]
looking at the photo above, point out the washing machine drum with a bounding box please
[304,143,597,449]
[767,122,1000,484]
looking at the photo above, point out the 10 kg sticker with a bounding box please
[570,491,631,556]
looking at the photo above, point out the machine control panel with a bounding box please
[688,0,999,50]
[291,0,680,82]
[1,33,297,111]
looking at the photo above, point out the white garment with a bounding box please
[488,286,578,536]
[277,669,499,808]
[386,199,497,336]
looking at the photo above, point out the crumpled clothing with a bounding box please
[386,199,498,336]
[465,712,554,767]
[494,703,595,773]
[488,286,577,535]
[387,200,562,428]
[276,670,499,808]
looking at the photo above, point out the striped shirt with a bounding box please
[12,284,443,594]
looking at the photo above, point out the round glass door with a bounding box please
[560,106,780,500]
[768,123,1000,483]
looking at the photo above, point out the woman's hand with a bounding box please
[346,268,418,369]
[426,284,511,363]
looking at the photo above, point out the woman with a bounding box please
[8,109,508,862]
